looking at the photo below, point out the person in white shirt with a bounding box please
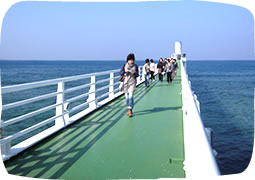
[149,59,155,82]
[143,59,150,87]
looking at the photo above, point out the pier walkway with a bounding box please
[4,70,185,179]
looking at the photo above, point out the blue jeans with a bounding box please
[125,92,134,110]
[145,73,150,87]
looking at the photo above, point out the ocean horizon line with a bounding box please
[0,59,255,62]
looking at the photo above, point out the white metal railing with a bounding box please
[181,59,220,177]
[0,66,144,161]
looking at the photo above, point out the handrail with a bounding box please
[1,102,62,128]
[2,91,60,110]
[181,59,220,177]
[1,69,120,94]
[0,111,68,144]
[0,66,144,161]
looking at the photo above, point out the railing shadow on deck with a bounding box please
[5,80,159,179]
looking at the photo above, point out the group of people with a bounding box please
[143,57,178,87]
[119,53,178,117]
[156,57,178,83]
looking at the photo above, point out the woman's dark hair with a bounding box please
[150,59,153,63]
[145,59,149,63]
[126,53,135,62]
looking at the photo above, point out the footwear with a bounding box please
[128,109,133,117]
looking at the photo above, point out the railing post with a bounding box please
[193,94,200,113]
[55,81,65,128]
[140,67,144,82]
[109,72,114,99]
[63,102,70,122]
[136,67,140,84]
[0,71,3,140]
[87,76,97,109]
[182,57,187,72]
[0,72,11,155]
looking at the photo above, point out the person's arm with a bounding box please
[135,64,139,78]
[119,64,125,75]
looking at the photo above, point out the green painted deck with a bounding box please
[4,69,185,179]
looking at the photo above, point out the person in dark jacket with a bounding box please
[157,58,164,82]
[163,58,168,76]
[119,53,139,117]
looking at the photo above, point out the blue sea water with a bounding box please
[0,60,254,175]
[187,60,254,175]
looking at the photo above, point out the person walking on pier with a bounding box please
[120,53,139,117]
[143,59,150,87]
[157,58,164,82]
[166,59,173,83]
[172,59,178,79]
[149,59,155,82]
[163,58,168,76]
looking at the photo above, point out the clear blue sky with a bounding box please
[0,1,254,60]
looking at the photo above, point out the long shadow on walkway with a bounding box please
[5,81,158,179]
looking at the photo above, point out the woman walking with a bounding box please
[119,53,139,117]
